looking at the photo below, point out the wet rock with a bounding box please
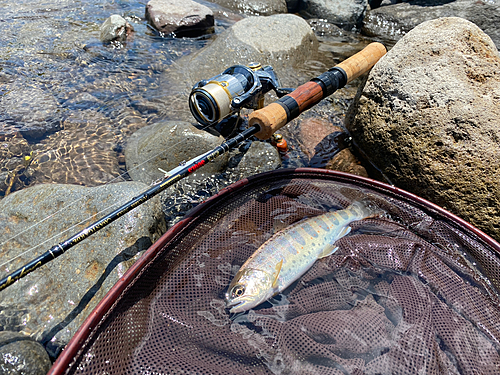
[145,0,214,37]
[124,120,229,185]
[231,140,281,180]
[325,148,369,177]
[300,0,369,30]
[295,117,366,175]
[297,117,344,160]
[346,17,500,241]
[209,0,287,16]
[182,14,318,88]
[307,18,345,37]
[363,0,500,49]
[0,86,62,140]
[0,331,51,375]
[0,182,166,355]
[100,14,134,43]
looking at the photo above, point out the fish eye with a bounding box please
[232,285,245,298]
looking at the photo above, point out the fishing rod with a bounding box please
[0,42,386,292]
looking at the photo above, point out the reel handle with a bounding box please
[250,42,387,140]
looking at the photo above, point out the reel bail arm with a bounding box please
[249,42,387,140]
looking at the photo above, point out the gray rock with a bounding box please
[100,14,134,43]
[363,0,500,49]
[307,18,346,37]
[158,13,319,127]
[181,14,318,88]
[0,331,51,375]
[124,121,229,185]
[0,86,62,140]
[232,141,281,180]
[209,0,287,16]
[0,182,165,354]
[345,17,500,242]
[145,0,214,37]
[300,0,369,29]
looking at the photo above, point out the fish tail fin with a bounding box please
[348,198,384,220]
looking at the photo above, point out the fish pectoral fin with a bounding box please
[272,259,283,289]
[318,245,338,259]
[318,226,351,259]
[338,225,352,239]
[272,217,289,234]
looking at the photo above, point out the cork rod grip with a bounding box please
[337,42,387,83]
[250,42,386,140]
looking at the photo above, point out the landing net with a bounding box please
[53,169,500,375]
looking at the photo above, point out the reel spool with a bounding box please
[189,64,292,130]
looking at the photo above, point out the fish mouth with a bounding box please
[226,298,252,314]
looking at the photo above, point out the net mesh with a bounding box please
[62,170,500,375]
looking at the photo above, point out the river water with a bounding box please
[0,0,388,203]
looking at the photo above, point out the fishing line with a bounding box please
[0,37,217,264]
[0,42,388,291]
[0,192,138,270]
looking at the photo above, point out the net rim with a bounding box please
[48,167,500,375]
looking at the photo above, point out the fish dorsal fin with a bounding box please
[318,226,351,259]
[272,259,283,289]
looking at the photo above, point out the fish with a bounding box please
[225,199,383,313]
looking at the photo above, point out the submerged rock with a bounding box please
[145,0,214,37]
[0,182,166,356]
[100,14,134,43]
[326,148,368,177]
[0,86,62,140]
[124,121,229,185]
[231,141,281,180]
[363,0,500,49]
[0,331,51,375]
[346,17,500,241]
[27,110,124,188]
[294,117,368,176]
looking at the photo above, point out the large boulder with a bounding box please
[179,14,318,89]
[208,0,287,16]
[145,0,214,37]
[346,17,500,242]
[300,0,369,30]
[363,0,500,49]
[124,120,229,185]
[0,182,166,355]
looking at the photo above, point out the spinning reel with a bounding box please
[189,63,292,136]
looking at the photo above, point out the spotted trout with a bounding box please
[225,199,383,313]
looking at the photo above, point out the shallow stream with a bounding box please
[0,0,391,204]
